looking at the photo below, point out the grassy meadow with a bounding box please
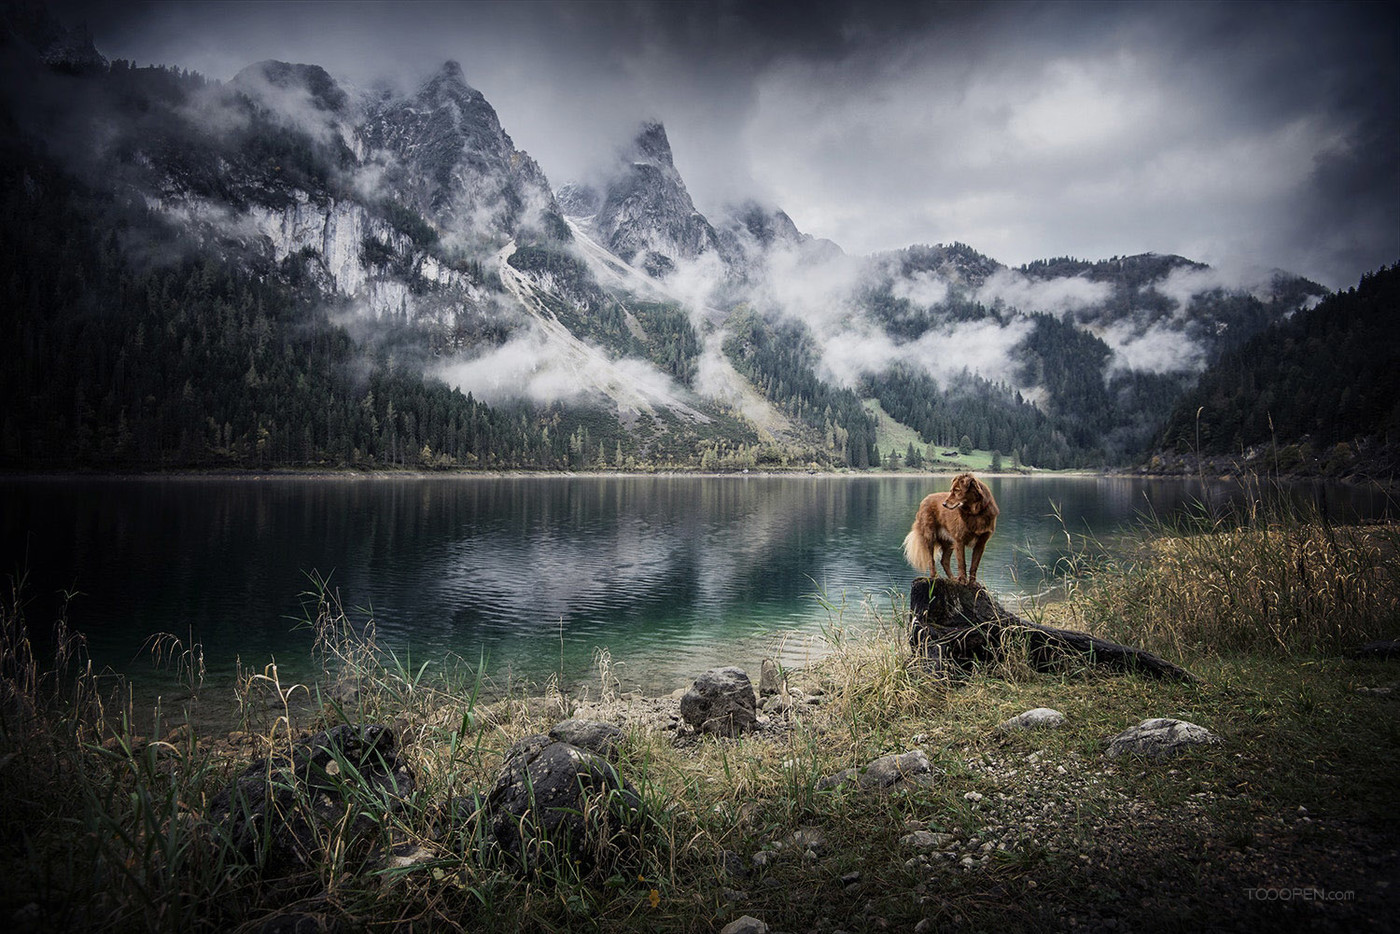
[1,490,1397,932]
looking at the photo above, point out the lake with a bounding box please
[1,474,1389,705]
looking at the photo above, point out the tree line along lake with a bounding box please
[2,474,1391,707]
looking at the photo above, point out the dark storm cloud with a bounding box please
[44,0,1399,288]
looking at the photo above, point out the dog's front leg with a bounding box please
[968,535,989,583]
[954,546,968,583]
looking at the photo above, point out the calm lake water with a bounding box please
[1,474,1390,703]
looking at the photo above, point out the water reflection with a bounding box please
[1,475,1389,697]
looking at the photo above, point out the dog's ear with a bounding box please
[974,477,999,518]
[963,477,983,514]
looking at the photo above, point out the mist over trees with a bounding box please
[1158,264,1400,469]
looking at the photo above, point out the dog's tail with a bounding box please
[903,528,937,575]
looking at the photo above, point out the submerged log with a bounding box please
[909,578,1199,683]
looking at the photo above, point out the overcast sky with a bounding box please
[52,0,1399,289]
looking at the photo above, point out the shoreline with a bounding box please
[3,464,1390,488]
[0,466,1111,482]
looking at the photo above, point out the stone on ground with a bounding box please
[997,707,1066,730]
[679,667,758,737]
[1106,717,1221,758]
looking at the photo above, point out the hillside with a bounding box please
[1154,264,1400,479]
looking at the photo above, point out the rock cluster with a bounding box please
[206,717,649,878]
[201,677,1230,919]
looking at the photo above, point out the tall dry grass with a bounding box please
[1057,485,1400,659]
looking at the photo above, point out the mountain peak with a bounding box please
[418,59,481,103]
[232,60,348,112]
[726,200,805,247]
[356,58,561,246]
[630,120,674,168]
[585,118,721,271]
[4,5,108,73]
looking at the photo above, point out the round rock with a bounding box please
[817,749,934,792]
[1105,717,1221,758]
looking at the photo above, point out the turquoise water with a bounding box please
[2,474,1389,700]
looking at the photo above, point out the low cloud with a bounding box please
[657,250,729,319]
[817,315,1034,389]
[434,326,697,418]
[1097,319,1205,374]
[436,333,591,406]
[224,64,348,144]
[817,323,901,388]
[918,316,1036,385]
[1151,262,1295,312]
[975,268,1111,316]
[891,270,949,308]
[751,239,866,327]
[1152,265,1232,312]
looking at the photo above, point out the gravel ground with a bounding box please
[564,689,1399,933]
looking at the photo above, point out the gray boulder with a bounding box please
[485,734,644,873]
[817,749,935,793]
[997,707,1066,730]
[208,723,415,874]
[679,667,757,737]
[1106,718,1221,758]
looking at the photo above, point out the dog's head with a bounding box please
[942,473,996,516]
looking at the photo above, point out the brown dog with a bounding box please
[903,473,999,584]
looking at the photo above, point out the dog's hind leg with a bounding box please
[933,528,955,578]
